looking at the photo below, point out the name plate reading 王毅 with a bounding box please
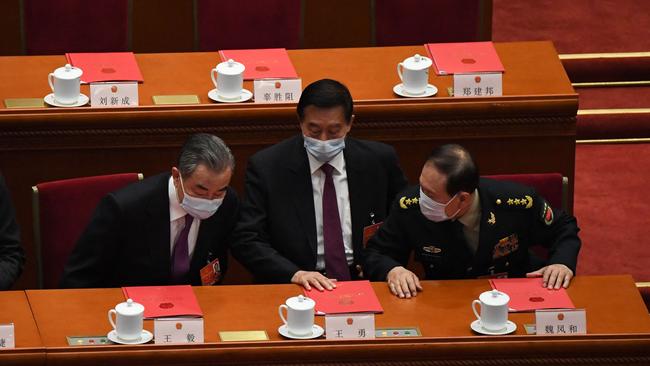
[253,78,302,104]
[154,318,204,344]
[453,72,502,97]
[325,313,375,340]
[535,309,586,335]
[90,82,139,108]
[0,323,15,349]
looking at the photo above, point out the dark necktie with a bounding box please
[321,163,351,281]
[171,214,194,283]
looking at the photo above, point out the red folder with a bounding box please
[122,285,203,318]
[303,280,383,315]
[425,41,504,75]
[490,278,575,312]
[218,48,298,80]
[65,52,144,83]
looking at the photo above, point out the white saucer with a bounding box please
[44,93,89,107]
[278,324,324,340]
[107,330,153,345]
[208,88,253,103]
[393,83,437,98]
[470,320,517,335]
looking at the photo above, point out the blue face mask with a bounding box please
[178,176,223,220]
[303,135,346,162]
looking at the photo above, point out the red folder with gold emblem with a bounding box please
[303,280,383,315]
[218,48,298,80]
[66,52,143,83]
[425,41,504,75]
[490,278,575,312]
[122,285,203,318]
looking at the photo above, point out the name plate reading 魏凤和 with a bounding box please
[325,313,375,340]
[535,309,586,335]
[90,82,139,108]
[154,318,204,344]
[253,78,301,104]
[453,72,502,97]
[0,323,15,349]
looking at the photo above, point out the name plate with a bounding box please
[253,78,301,104]
[219,330,269,342]
[0,323,15,349]
[325,313,375,340]
[4,98,46,109]
[535,309,586,335]
[90,82,139,108]
[154,318,204,344]
[453,72,502,97]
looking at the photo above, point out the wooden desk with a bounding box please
[0,42,577,288]
[0,291,44,365]
[25,275,650,365]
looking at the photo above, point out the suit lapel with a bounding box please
[287,136,318,255]
[473,186,498,272]
[344,139,371,260]
[145,174,173,281]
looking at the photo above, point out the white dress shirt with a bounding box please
[307,151,354,270]
[168,177,201,259]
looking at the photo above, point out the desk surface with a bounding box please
[0,291,44,365]
[23,275,650,365]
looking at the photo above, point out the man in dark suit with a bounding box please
[0,173,25,290]
[61,134,239,288]
[231,79,407,291]
[364,144,581,298]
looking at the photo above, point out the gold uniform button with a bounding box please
[496,199,502,205]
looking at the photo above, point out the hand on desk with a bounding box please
[291,270,337,291]
[527,264,574,289]
[386,266,423,298]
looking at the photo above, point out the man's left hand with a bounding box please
[526,264,574,289]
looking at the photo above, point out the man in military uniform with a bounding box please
[364,144,581,298]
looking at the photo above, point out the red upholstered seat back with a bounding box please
[197,0,301,51]
[24,0,129,55]
[33,173,142,288]
[485,173,565,210]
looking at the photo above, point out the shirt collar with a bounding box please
[168,176,187,222]
[307,149,345,175]
[458,189,480,228]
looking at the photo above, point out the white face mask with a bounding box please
[303,135,346,162]
[178,175,223,220]
[419,187,460,222]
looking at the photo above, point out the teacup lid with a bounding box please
[115,298,145,315]
[479,290,510,306]
[53,64,83,79]
[286,295,315,310]
[216,59,245,75]
[401,54,432,71]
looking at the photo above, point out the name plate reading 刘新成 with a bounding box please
[453,72,502,98]
[154,318,204,344]
[253,78,302,104]
[535,309,586,335]
[90,82,139,108]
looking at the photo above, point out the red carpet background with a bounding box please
[575,143,650,281]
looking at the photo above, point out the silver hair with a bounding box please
[178,134,235,177]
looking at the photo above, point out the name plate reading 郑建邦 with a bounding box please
[154,318,204,344]
[90,82,139,108]
[535,309,586,335]
[0,323,15,349]
[453,72,502,97]
[325,313,375,340]
[253,78,301,104]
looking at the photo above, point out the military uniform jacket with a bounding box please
[364,178,581,281]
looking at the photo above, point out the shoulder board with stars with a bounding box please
[495,195,533,209]
[399,196,419,209]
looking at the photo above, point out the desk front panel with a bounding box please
[0,291,45,365]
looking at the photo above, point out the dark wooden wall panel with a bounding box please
[302,0,373,48]
[0,0,23,55]
[132,0,195,52]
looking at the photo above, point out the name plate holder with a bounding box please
[0,323,15,349]
[154,318,204,344]
[90,82,139,108]
[325,313,375,340]
[253,78,302,104]
[535,309,586,335]
[453,72,502,97]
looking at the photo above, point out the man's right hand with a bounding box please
[386,266,423,298]
[291,270,337,291]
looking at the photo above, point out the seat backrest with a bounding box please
[484,173,566,210]
[32,173,143,288]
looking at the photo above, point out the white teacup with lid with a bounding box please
[397,54,432,95]
[211,59,245,100]
[108,298,145,341]
[472,290,510,332]
[279,295,315,337]
[48,63,83,105]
